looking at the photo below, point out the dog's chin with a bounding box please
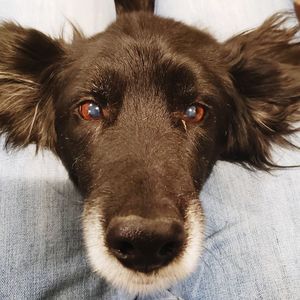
[83,201,204,295]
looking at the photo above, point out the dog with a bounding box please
[0,0,299,295]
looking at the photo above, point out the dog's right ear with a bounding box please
[115,0,155,15]
[0,23,65,151]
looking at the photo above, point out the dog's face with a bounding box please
[55,14,228,293]
[0,4,299,295]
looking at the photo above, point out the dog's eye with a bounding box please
[79,101,101,121]
[182,103,205,123]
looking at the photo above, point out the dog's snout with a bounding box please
[106,216,185,273]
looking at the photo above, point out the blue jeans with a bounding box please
[1,0,300,299]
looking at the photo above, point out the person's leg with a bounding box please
[156,1,300,299]
[0,144,103,300]
[170,153,300,299]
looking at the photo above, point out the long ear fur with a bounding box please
[0,23,65,151]
[222,13,300,169]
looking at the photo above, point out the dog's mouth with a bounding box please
[83,200,203,295]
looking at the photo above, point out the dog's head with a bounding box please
[0,0,299,295]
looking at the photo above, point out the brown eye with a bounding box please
[182,103,205,123]
[79,101,101,121]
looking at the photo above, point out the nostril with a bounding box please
[158,241,181,258]
[114,240,135,257]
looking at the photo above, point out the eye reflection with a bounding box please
[182,103,205,123]
[79,101,101,121]
[185,105,197,119]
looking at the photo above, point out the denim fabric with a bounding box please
[172,148,300,299]
[1,0,300,299]
[1,138,300,299]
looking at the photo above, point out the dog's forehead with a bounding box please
[61,14,225,108]
[71,13,219,72]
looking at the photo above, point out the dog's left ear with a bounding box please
[221,14,300,169]
[0,23,65,151]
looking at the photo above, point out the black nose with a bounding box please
[106,216,185,273]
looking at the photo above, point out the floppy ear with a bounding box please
[0,23,65,151]
[222,14,300,169]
